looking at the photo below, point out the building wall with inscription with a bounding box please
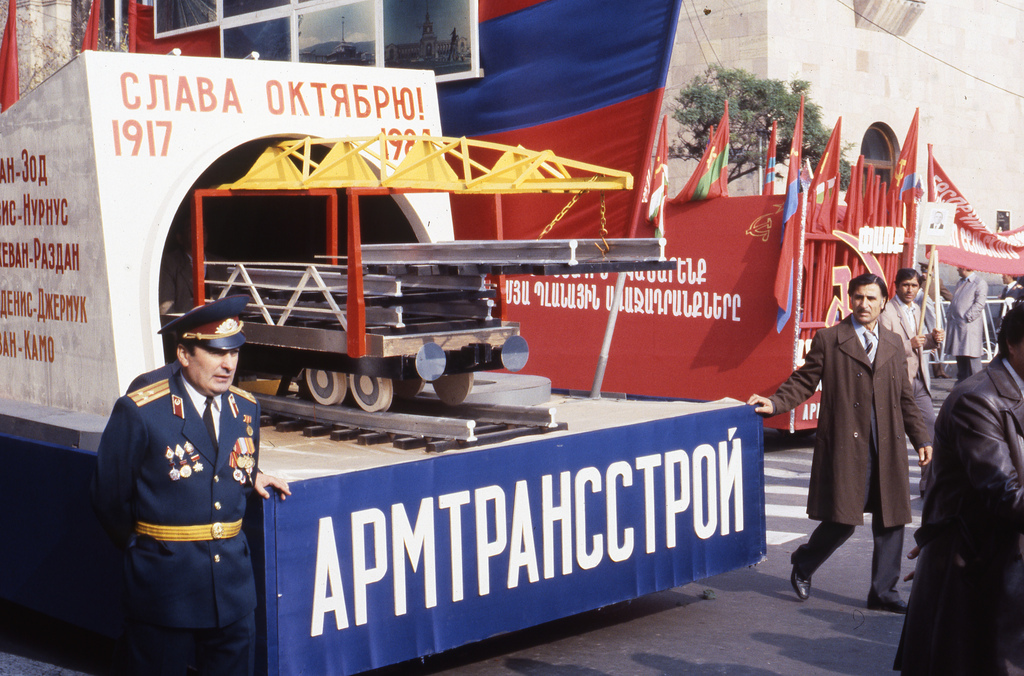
[0,51,451,415]
[663,0,1024,232]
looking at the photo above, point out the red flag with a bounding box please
[762,120,777,196]
[646,116,668,237]
[927,143,936,202]
[128,0,138,52]
[843,155,864,232]
[863,168,877,228]
[0,0,18,112]
[81,0,100,51]
[676,101,730,202]
[774,97,804,332]
[807,118,842,234]
[892,108,921,206]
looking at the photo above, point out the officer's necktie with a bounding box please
[864,331,877,363]
[203,396,218,448]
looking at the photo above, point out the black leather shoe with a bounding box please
[867,599,907,614]
[791,566,811,600]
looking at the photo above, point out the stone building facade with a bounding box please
[664,0,1024,233]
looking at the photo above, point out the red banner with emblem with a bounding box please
[930,154,1024,274]
[503,195,796,403]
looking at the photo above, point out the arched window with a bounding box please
[860,124,899,188]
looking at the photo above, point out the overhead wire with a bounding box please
[833,0,1024,100]
[687,0,722,67]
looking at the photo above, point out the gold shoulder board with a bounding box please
[229,385,257,404]
[128,379,171,406]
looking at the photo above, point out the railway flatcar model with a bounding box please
[181,134,672,412]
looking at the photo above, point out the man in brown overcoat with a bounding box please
[748,273,932,613]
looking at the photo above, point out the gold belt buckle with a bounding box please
[212,522,225,539]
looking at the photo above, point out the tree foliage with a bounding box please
[671,66,850,189]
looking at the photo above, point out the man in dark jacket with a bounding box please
[748,273,932,613]
[898,303,1024,675]
[92,295,290,675]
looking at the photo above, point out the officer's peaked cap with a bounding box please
[159,295,248,350]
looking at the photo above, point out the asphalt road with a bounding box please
[0,380,955,676]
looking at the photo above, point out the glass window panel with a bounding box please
[155,0,216,34]
[383,0,471,77]
[298,1,376,66]
[224,18,292,62]
[223,0,289,20]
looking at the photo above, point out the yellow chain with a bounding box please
[595,191,609,257]
[537,191,585,239]
[537,176,603,240]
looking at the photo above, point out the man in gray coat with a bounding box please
[947,266,989,382]
[748,273,932,613]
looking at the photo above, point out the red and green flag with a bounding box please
[677,101,730,202]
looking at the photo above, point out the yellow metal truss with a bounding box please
[217,134,633,193]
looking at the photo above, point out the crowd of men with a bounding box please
[750,268,1024,675]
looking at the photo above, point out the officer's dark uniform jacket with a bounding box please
[92,374,260,629]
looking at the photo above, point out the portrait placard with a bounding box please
[919,202,956,246]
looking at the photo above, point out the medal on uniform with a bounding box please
[230,436,256,484]
[175,444,185,459]
[169,468,181,480]
[180,464,192,479]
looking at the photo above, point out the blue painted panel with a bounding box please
[269,405,766,675]
[0,434,123,637]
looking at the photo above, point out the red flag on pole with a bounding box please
[892,108,921,206]
[762,120,777,196]
[676,101,730,202]
[81,0,100,51]
[647,115,668,237]
[807,118,842,234]
[0,0,17,112]
[774,96,804,332]
[844,155,864,232]
[927,143,936,202]
[128,0,138,52]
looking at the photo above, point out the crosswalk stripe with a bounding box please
[765,467,809,479]
[766,485,808,496]
[766,504,807,518]
[767,530,803,545]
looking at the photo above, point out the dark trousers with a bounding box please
[792,428,904,603]
[791,518,905,603]
[955,355,982,383]
[114,612,256,676]
[913,376,936,495]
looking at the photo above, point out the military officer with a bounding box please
[92,295,290,676]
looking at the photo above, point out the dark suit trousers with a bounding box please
[791,433,904,603]
[114,611,256,676]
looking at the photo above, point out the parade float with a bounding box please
[0,47,766,675]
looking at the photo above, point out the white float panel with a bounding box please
[0,52,450,415]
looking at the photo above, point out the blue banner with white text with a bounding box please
[268,404,765,675]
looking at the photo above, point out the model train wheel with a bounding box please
[433,372,474,406]
[348,374,394,412]
[304,369,348,406]
[394,378,425,400]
